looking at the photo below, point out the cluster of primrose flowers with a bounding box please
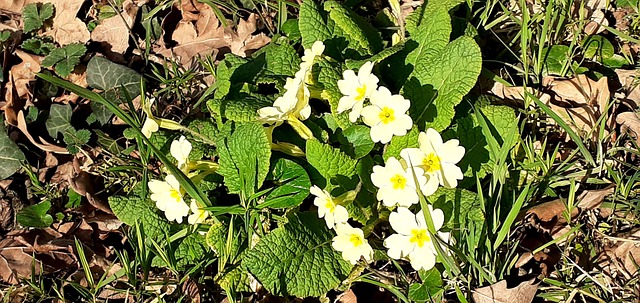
[255,40,466,271]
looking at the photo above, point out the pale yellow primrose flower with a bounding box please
[141,97,159,138]
[149,174,190,223]
[188,199,209,225]
[332,223,374,265]
[400,128,465,194]
[257,73,311,124]
[170,135,192,171]
[361,86,413,144]
[371,157,427,208]
[310,185,349,229]
[384,206,449,271]
[300,40,325,72]
[337,61,379,122]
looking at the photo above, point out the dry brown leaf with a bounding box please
[181,277,202,303]
[0,0,30,13]
[40,0,90,46]
[615,69,640,108]
[580,0,609,35]
[337,289,358,303]
[472,278,539,303]
[616,112,640,146]
[229,13,270,57]
[91,0,138,54]
[2,50,43,125]
[610,229,640,276]
[522,186,614,237]
[170,3,226,65]
[16,111,69,154]
[489,81,552,105]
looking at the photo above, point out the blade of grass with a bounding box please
[494,184,530,249]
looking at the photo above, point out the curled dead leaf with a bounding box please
[91,0,138,54]
[16,110,69,154]
[229,13,270,58]
[615,69,640,109]
[2,50,43,125]
[616,112,640,147]
[472,278,539,303]
[602,229,640,277]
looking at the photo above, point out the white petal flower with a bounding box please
[170,135,192,170]
[400,128,465,192]
[188,199,209,225]
[337,61,379,122]
[149,174,190,223]
[383,206,446,271]
[141,117,159,138]
[332,223,374,264]
[370,157,427,208]
[300,40,325,71]
[311,185,349,229]
[258,73,311,124]
[360,86,413,144]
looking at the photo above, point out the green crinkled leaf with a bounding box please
[108,195,171,239]
[339,125,374,159]
[46,104,73,138]
[17,201,53,228]
[324,1,383,56]
[216,122,271,195]
[306,139,358,190]
[408,268,444,302]
[317,59,351,129]
[428,188,483,240]
[173,232,209,269]
[405,36,482,131]
[347,184,376,225]
[21,37,55,55]
[405,0,463,33]
[214,54,264,100]
[383,126,419,161]
[262,158,311,209]
[187,119,218,145]
[207,96,272,122]
[243,212,352,297]
[542,45,571,76]
[41,43,86,78]
[344,42,406,70]
[86,56,143,104]
[22,3,54,33]
[299,0,331,49]
[254,41,301,77]
[0,117,25,180]
[405,6,451,73]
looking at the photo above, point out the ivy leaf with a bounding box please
[243,212,352,297]
[299,0,331,49]
[63,129,91,154]
[45,103,73,138]
[87,56,143,104]
[0,117,25,180]
[16,201,53,228]
[108,196,171,240]
[41,43,86,78]
[404,36,482,131]
[261,158,311,209]
[22,3,55,33]
[216,122,271,196]
[306,139,358,190]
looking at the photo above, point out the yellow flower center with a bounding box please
[390,174,407,190]
[169,189,182,202]
[378,107,395,124]
[356,85,367,101]
[410,229,431,248]
[324,198,336,212]
[422,153,441,173]
[349,234,364,247]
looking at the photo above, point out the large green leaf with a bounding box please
[0,117,25,179]
[339,125,374,159]
[324,1,383,56]
[262,158,311,209]
[299,0,331,49]
[408,268,444,302]
[405,6,451,72]
[16,201,53,228]
[316,58,351,129]
[108,196,171,239]
[404,36,482,131]
[216,122,271,195]
[383,126,419,161]
[305,139,357,190]
[41,43,86,78]
[86,56,143,103]
[207,96,272,122]
[243,212,352,297]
